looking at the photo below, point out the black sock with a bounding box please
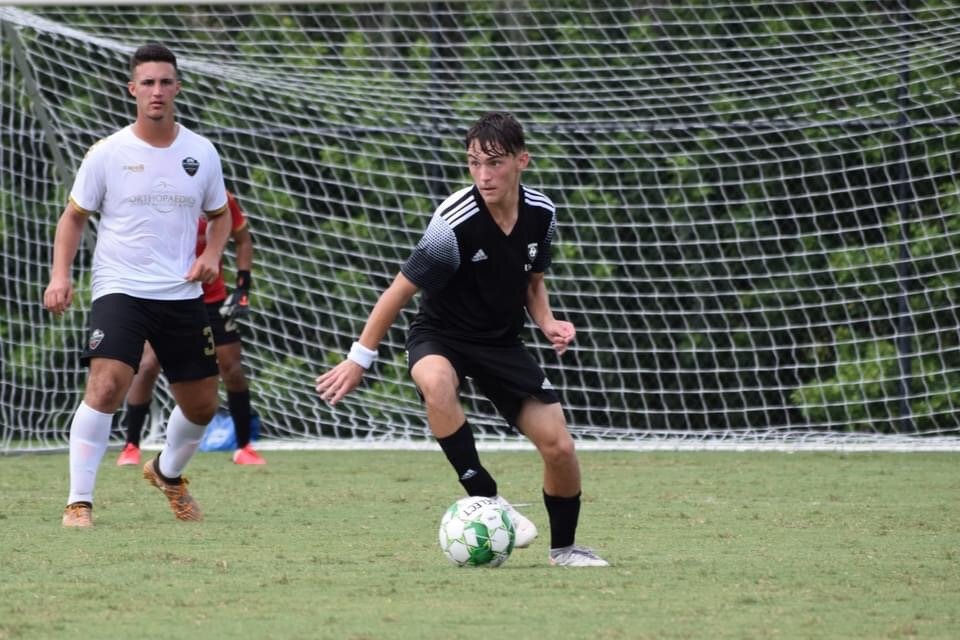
[228,389,252,448]
[544,490,581,549]
[123,402,150,446]
[152,455,182,485]
[436,421,497,497]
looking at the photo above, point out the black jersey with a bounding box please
[401,184,556,345]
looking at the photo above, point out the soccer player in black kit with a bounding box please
[315,112,608,566]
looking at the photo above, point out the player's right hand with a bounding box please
[315,360,366,405]
[43,277,73,315]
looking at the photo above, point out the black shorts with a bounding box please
[205,301,241,347]
[80,293,218,383]
[406,332,561,429]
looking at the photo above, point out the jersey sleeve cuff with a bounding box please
[205,203,228,218]
[68,196,93,215]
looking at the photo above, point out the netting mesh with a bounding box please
[2,1,960,452]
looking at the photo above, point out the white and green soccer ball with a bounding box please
[438,496,515,567]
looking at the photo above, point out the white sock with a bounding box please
[67,401,113,505]
[157,406,207,479]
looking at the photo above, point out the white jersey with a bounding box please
[69,124,228,301]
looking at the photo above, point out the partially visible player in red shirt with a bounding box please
[117,191,265,465]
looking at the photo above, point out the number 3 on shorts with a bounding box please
[203,325,216,356]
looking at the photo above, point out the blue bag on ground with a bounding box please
[199,409,260,452]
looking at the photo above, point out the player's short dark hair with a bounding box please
[465,112,526,157]
[130,43,178,78]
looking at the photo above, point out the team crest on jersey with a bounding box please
[527,243,538,261]
[88,328,105,351]
[182,157,199,176]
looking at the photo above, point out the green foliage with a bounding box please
[790,210,960,431]
[4,3,960,438]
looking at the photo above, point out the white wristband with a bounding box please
[347,341,378,369]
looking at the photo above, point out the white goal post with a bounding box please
[2,1,960,452]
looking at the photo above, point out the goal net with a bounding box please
[3,1,960,452]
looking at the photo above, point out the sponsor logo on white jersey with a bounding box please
[120,179,198,213]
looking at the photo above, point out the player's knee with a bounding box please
[198,407,217,425]
[174,382,220,425]
[84,373,128,411]
[182,401,217,426]
[218,359,246,390]
[415,371,458,409]
[540,432,577,466]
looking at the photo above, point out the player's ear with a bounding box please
[517,150,530,170]
[127,80,136,96]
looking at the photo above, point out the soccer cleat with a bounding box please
[142,459,203,521]
[62,502,93,528]
[549,544,610,567]
[493,495,538,548]
[232,444,266,465]
[116,443,141,466]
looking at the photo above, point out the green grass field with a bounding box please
[2,449,959,639]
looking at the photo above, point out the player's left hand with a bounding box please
[543,320,576,355]
[219,288,250,320]
[219,270,251,320]
[185,253,220,284]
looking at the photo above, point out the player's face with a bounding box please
[467,139,529,209]
[128,62,180,122]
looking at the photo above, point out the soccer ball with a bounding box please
[438,496,515,567]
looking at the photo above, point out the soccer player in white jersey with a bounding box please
[44,43,232,527]
[315,112,608,566]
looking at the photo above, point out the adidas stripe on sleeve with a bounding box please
[401,186,477,292]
